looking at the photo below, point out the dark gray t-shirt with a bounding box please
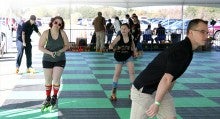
[43,29,66,62]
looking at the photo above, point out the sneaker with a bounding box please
[16,68,19,74]
[27,67,35,73]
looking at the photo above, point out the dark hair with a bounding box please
[147,24,151,29]
[133,15,138,19]
[115,16,119,20]
[121,23,130,29]
[187,19,208,35]
[30,15,36,20]
[49,16,65,30]
[98,12,102,16]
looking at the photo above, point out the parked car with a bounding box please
[208,21,220,40]
[167,20,190,34]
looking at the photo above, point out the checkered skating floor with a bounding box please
[0,51,220,119]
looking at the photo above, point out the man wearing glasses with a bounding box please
[16,15,41,74]
[130,19,209,119]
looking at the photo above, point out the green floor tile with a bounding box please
[61,84,103,91]
[199,73,220,78]
[134,67,146,70]
[85,59,111,61]
[0,109,58,119]
[58,98,113,108]
[203,63,220,67]
[66,61,87,64]
[195,89,220,97]
[115,108,130,119]
[174,97,220,107]
[88,64,114,67]
[172,83,189,90]
[97,78,131,84]
[64,67,90,70]
[187,66,214,70]
[177,78,217,83]
[104,90,130,99]
[62,74,95,79]
[92,70,126,74]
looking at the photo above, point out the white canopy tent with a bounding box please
[4,0,220,8]
[1,0,219,43]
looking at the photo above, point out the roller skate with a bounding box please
[110,88,117,101]
[27,67,35,74]
[49,95,57,112]
[16,68,19,74]
[41,96,51,112]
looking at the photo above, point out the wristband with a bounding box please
[154,101,160,106]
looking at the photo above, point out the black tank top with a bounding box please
[43,29,66,62]
[114,34,133,61]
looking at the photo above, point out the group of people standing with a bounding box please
[92,12,143,55]
[15,14,209,119]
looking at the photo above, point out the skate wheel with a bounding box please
[41,107,45,112]
[110,95,117,101]
[49,105,56,112]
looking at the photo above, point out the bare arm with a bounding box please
[146,73,174,118]
[22,31,26,46]
[131,37,138,57]
[109,35,120,49]
[38,30,54,57]
[59,30,70,53]
[155,73,174,103]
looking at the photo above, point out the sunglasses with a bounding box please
[54,21,62,26]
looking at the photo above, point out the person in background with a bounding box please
[106,19,114,44]
[131,15,142,56]
[130,19,209,119]
[39,16,70,108]
[155,23,166,44]
[125,14,134,28]
[109,23,138,101]
[113,16,122,36]
[143,24,154,44]
[15,15,41,74]
[92,12,106,52]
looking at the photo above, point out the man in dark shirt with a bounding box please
[155,23,166,44]
[16,15,41,74]
[130,19,209,119]
[125,14,134,28]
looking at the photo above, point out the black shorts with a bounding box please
[42,60,66,68]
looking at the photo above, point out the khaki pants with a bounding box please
[130,85,176,119]
[95,31,105,51]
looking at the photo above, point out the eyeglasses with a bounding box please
[192,29,209,35]
[54,21,62,26]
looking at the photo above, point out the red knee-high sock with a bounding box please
[46,85,52,97]
[53,85,60,96]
